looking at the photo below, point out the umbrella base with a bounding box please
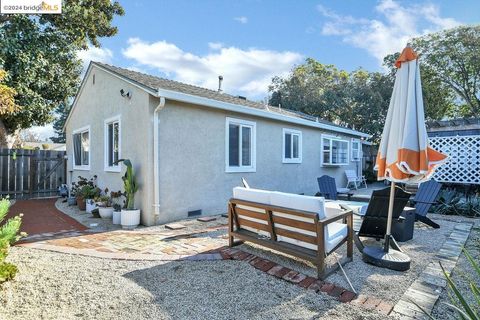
[362,246,411,271]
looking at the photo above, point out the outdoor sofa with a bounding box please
[228,187,353,279]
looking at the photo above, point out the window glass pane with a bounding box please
[81,131,89,165]
[229,124,239,166]
[113,122,119,164]
[73,133,81,166]
[285,133,292,159]
[339,141,348,163]
[108,123,113,166]
[241,126,251,166]
[292,134,299,159]
[323,151,331,164]
[332,140,339,163]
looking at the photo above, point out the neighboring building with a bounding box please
[64,62,370,226]
[21,142,66,151]
[427,118,480,185]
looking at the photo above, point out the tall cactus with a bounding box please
[116,159,138,210]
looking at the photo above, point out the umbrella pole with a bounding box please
[384,181,396,252]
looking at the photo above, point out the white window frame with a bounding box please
[351,139,361,162]
[225,117,256,173]
[321,134,349,166]
[72,125,91,171]
[104,115,122,172]
[282,128,302,163]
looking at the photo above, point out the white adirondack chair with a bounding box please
[345,170,367,189]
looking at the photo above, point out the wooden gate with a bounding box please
[0,148,67,199]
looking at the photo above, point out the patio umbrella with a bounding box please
[370,45,447,270]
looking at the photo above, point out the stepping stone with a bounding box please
[197,216,216,222]
[165,223,186,230]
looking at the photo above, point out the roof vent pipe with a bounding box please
[218,75,223,93]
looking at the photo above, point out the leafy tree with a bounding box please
[50,102,70,143]
[269,59,393,143]
[0,69,19,115]
[384,25,480,118]
[0,0,124,146]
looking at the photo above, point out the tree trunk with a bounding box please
[0,119,18,149]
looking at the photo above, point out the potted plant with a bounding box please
[81,185,100,213]
[97,195,114,219]
[73,176,97,210]
[110,191,124,225]
[67,187,77,206]
[117,159,140,229]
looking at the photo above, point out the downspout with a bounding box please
[153,92,166,219]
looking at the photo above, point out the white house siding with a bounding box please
[65,66,157,226]
[156,100,360,224]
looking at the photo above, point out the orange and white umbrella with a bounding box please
[374,46,447,254]
[375,46,447,183]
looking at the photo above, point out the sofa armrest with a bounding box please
[318,209,352,226]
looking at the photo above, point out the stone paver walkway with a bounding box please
[19,225,228,261]
[391,222,474,319]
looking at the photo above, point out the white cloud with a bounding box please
[234,16,248,24]
[208,42,224,50]
[317,0,462,65]
[77,46,114,70]
[122,38,303,97]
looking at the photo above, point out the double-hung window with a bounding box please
[73,126,90,170]
[104,115,121,172]
[351,139,361,161]
[322,135,349,165]
[226,117,256,172]
[283,128,302,163]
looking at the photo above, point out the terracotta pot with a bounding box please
[76,196,86,211]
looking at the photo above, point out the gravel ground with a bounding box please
[0,247,385,320]
[431,219,480,319]
[238,218,455,304]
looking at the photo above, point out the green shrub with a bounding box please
[0,198,25,284]
[432,190,480,217]
[0,262,18,284]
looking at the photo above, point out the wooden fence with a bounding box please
[0,148,66,199]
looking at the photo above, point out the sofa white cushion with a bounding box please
[232,187,271,236]
[270,192,326,220]
[325,222,348,253]
[233,187,271,205]
[324,202,343,218]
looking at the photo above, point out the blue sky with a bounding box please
[36,0,480,139]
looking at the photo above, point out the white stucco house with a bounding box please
[64,62,370,226]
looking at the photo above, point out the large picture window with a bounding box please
[73,126,90,170]
[226,117,256,172]
[322,136,349,165]
[283,128,302,163]
[104,115,121,172]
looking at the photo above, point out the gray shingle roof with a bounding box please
[93,62,352,131]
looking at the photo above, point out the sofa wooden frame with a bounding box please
[228,198,354,279]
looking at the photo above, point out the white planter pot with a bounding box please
[121,209,141,229]
[99,207,114,219]
[86,199,98,213]
[112,211,122,225]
